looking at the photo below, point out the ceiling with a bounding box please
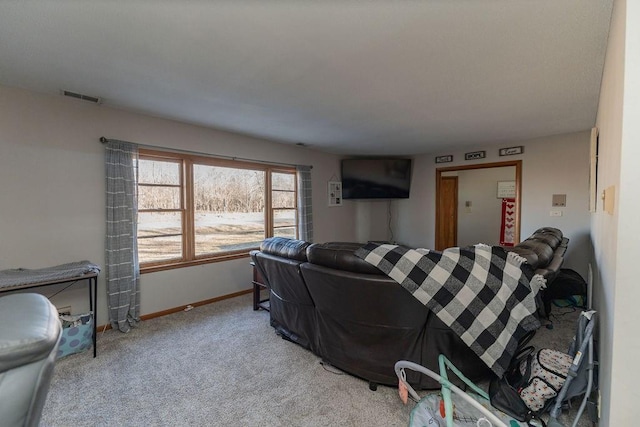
[0,1,613,155]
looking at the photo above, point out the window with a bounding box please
[137,157,184,264]
[271,172,297,238]
[137,149,297,271]
[193,164,266,256]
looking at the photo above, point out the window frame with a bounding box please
[138,148,298,273]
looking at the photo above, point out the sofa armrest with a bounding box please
[260,237,310,262]
[0,293,61,373]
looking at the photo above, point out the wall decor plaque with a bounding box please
[435,155,453,163]
[499,146,524,156]
[464,151,486,161]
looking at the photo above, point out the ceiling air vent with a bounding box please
[61,90,102,104]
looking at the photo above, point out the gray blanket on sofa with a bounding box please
[355,242,544,377]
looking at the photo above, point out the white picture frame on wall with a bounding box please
[497,180,516,198]
[328,181,343,206]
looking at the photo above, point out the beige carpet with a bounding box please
[40,294,594,426]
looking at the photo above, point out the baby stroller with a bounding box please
[396,310,597,427]
[395,356,527,427]
[546,310,597,427]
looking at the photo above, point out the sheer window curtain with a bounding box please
[296,165,313,242]
[105,140,141,332]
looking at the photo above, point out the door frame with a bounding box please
[435,160,522,249]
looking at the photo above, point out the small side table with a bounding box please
[251,262,269,311]
[0,272,98,357]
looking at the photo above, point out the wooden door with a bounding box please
[436,176,458,250]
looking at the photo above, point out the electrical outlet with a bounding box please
[57,305,72,316]
[550,210,563,217]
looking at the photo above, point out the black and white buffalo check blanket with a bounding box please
[354,242,544,377]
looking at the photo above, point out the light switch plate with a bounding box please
[604,186,615,214]
[550,210,563,217]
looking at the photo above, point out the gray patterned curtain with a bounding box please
[296,165,313,242]
[105,140,140,332]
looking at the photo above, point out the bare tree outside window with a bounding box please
[194,164,265,256]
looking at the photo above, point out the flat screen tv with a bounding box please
[341,158,412,199]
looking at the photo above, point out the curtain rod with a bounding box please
[99,137,312,169]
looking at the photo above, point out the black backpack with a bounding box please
[542,268,587,316]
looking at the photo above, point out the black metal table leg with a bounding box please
[89,276,97,357]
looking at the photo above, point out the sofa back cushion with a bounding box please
[531,227,564,247]
[306,242,384,275]
[533,227,563,239]
[529,232,561,248]
[506,246,540,270]
[300,262,429,385]
[516,239,554,267]
[300,262,490,388]
[508,227,567,274]
[260,237,310,262]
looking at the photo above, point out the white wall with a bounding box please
[592,0,640,424]
[394,131,592,277]
[351,199,393,243]
[612,0,640,421]
[456,166,515,247]
[0,85,356,324]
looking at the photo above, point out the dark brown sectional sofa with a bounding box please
[250,227,568,389]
